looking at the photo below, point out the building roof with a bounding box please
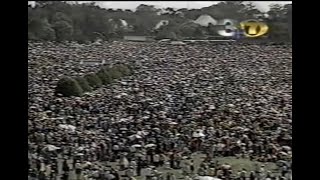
[193,14,217,27]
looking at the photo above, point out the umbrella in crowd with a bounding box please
[43,145,61,151]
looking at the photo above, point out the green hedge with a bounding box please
[55,64,133,97]
[84,73,103,89]
[97,68,113,85]
[55,77,83,97]
[75,76,92,92]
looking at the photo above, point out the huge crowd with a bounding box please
[28,41,292,180]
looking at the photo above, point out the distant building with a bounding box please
[154,20,169,30]
[80,59,105,66]
[123,36,154,42]
[193,14,218,27]
[108,18,129,30]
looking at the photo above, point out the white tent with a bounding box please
[193,15,217,27]
[194,176,222,180]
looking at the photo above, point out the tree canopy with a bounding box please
[28,1,292,42]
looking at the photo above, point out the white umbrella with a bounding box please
[279,151,288,156]
[167,121,178,125]
[195,176,222,180]
[58,124,76,131]
[67,125,76,131]
[192,132,205,138]
[282,146,291,151]
[209,105,216,110]
[137,131,148,136]
[58,124,68,129]
[120,93,128,96]
[77,147,85,151]
[45,145,60,151]
[128,134,142,140]
[145,144,157,148]
[131,144,142,148]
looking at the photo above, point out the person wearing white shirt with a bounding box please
[153,154,160,167]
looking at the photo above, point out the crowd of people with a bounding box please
[28,41,292,180]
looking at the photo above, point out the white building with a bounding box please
[193,14,218,27]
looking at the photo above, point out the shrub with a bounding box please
[96,68,113,85]
[116,64,132,76]
[106,66,122,80]
[84,73,103,88]
[55,77,83,97]
[75,76,92,92]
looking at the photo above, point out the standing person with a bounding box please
[137,157,143,176]
[75,161,82,180]
[175,152,182,169]
[159,153,166,167]
[281,164,288,177]
[249,171,256,180]
[147,149,154,164]
[190,160,195,174]
[111,168,120,180]
[120,155,129,170]
[62,159,69,180]
[170,173,177,180]
[153,153,160,167]
[169,153,175,169]
[239,168,247,180]
[125,167,135,179]
[38,170,46,180]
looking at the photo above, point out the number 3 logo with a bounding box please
[216,19,269,38]
[217,19,238,37]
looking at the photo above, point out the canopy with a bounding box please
[195,176,222,180]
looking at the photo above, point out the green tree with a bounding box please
[52,12,73,24]
[53,21,73,41]
[75,76,92,92]
[55,77,83,97]
[84,73,103,88]
[193,27,204,38]
[38,18,56,40]
[266,3,292,41]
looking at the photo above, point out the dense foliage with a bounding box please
[29,1,292,42]
[55,64,133,97]
[55,76,83,97]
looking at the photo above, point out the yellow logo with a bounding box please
[239,20,269,38]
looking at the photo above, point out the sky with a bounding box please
[28,1,292,12]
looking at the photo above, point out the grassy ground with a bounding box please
[109,153,278,179]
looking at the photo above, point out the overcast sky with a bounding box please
[29,1,292,12]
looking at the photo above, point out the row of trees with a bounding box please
[55,64,133,97]
[28,1,292,42]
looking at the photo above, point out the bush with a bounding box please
[96,68,113,85]
[84,73,103,88]
[106,66,122,80]
[55,77,83,97]
[75,76,92,92]
[117,64,132,76]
